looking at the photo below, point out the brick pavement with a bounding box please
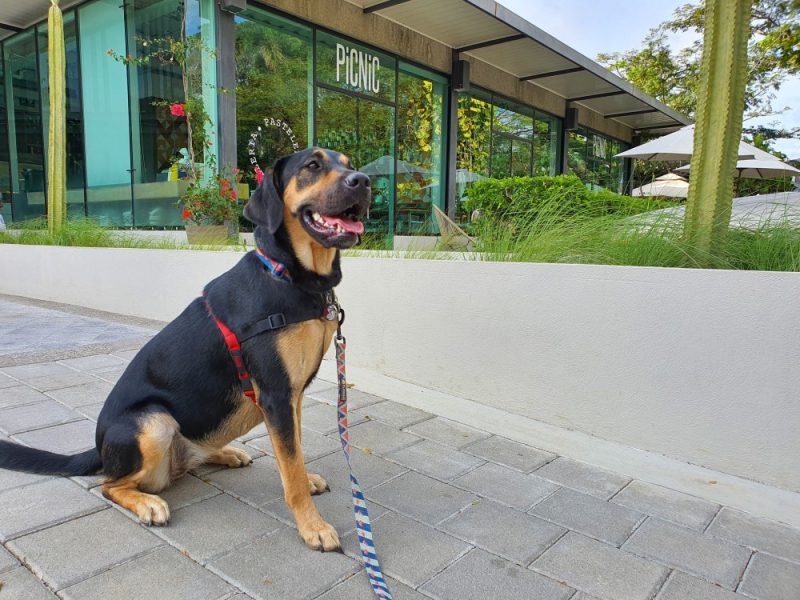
[1,298,799,599]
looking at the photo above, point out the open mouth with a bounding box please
[301,205,364,246]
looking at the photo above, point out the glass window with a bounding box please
[235,8,312,187]
[455,92,492,220]
[38,13,86,219]
[511,138,532,177]
[315,31,395,103]
[490,136,511,178]
[533,112,559,176]
[567,129,589,183]
[79,0,133,226]
[5,30,46,221]
[396,63,446,235]
[0,43,11,224]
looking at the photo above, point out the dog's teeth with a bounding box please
[313,212,322,223]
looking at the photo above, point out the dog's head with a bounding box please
[244,148,371,255]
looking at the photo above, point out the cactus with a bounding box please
[683,0,753,260]
[47,0,66,236]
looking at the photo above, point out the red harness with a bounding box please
[204,252,341,404]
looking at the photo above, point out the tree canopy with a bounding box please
[598,0,800,147]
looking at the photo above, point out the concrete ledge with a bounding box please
[2,244,798,494]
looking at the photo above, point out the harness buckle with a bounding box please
[267,313,286,329]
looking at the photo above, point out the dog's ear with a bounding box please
[243,157,287,233]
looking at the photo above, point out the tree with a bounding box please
[683,0,753,259]
[598,0,799,146]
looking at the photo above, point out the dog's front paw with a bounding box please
[134,494,171,526]
[299,518,341,552]
[308,473,330,495]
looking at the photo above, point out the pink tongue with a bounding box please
[322,215,364,235]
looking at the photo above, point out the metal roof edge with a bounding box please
[463,0,692,127]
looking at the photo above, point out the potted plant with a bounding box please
[181,160,242,244]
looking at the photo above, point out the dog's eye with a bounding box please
[306,160,320,171]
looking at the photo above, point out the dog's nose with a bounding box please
[344,172,370,189]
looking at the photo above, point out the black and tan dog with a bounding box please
[0,148,370,552]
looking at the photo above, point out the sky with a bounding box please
[497,0,800,159]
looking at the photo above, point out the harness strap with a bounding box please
[206,302,258,404]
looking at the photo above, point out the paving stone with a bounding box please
[262,488,388,535]
[1,362,76,381]
[624,519,751,589]
[453,462,559,510]
[422,548,573,600]
[317,573,424,600]
[308,386,384,410]
[191,441,265,478]
[613,480,720,531]
[0,465,52,492]
[534,457,631,500]
[463,435,556,473]
[707,507,800,563]
[57,354,127,372]
[367,471,477,525]
[533,532,668,600]
[739,552,800,600]
[159,474,222,510]
[0,478,105,541]
[439,498,565,565]
[350,401,433,429]
[110,349,140,361]
[532,487,644,546]
[76,402,105,421]
[44,380,114,408]
[208,526,360,600]
[341,512,471,588]
[0,399,82,434]
[69,474,103,490]
[60,546,234,600]
[0,385,51,409]
[7,508,162,590]
[345,420,421,456]
[656,571,743,600]
[203,456,284,508]
[403,416,490,449]
[13,419,96,454]
[387,439,484,481]
[299,401,366,434]
[248,428,340,461]
[0,373,19,389]
[0,566,58,599]
[305,378,335,394]
[90,366,127,384]
[153,493,282,562]
[305,446,407,491]
[0,545,19,574]
[25,371,99,392]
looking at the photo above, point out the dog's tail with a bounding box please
[0,440,102,476]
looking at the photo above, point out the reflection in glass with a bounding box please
[534,114,559,176]
[0,44,11,224]
[79,0,133,225]
[5,30,46,221]
[396,65,445,235]
[315,31,395,102]
[491,136,511,179]
[235,8,311,187]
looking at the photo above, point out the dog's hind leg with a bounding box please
[100,411,178,526]
[205,446,253,468]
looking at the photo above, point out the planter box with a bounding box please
[2,243,799,494]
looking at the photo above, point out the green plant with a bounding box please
[683,0,753,259]
[179,162,243,225]
[47,0,66,236]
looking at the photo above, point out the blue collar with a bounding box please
[255,248,292,283]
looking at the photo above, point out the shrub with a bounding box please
[465,174,672,229]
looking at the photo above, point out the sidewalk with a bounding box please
[0,295,798,599]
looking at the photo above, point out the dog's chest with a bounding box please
[276,319,337,392]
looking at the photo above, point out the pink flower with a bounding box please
[181,209,192,220]
[170,103,185,118]
[255,167,264,185]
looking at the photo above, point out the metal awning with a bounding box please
[0,1,83,39]
[353,0,690,134]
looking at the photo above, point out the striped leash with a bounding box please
[334,320,393,599]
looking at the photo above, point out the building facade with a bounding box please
[0,0,689,238]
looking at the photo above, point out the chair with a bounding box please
[432,205,476,250]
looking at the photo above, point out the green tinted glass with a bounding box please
[315,31,395,102]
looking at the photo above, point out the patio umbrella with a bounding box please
[455,169,485,184]
[675,159,800,180]
[615,124,757,162]
[631,173,690,198]
[360,156,430,177]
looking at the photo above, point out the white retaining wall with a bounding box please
[2,244,799,493]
